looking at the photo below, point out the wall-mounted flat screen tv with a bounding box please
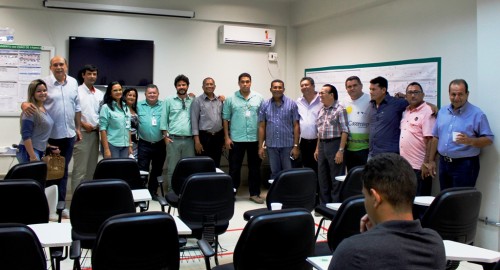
[68,36,154,87]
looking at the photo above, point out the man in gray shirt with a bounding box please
[329,153,445,270]
[191,77,224,167]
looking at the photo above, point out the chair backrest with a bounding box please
[327,195,366,252]
[4,161,47,188]
[171,157,216,195]
[93,158,143,189]
[0,179,49,224]
[421,187,482,245]
[265,168,317,212]
[92,212,179,270]
[178,172,234,235]
[0,223,46,270]
[233,209,315,270]
[338,165,364,202]
[70,179,136,249]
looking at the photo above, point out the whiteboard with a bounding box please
[305,57,441,106]
[0,44,54,116]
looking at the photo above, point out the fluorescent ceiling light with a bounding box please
[43,0,195,18]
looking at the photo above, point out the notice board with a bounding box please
[305,57,441,106]
[0,44,53,116]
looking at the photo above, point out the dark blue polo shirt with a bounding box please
[369,94,408,156]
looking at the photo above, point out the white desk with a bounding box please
[326,203,341,211]
[308,240,500,269]
[139,170,149,176]
[173,216,192,235]
[132,189,152,202]
[335,175,346,182]
[28,223,72,248]
[216,168,224,173]
[414,196,435,206]
[444,240,500,263]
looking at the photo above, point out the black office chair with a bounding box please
[94,158,149,211]
[93,158,144,189]
[0,179,64,269]
[314,165,364,240]
[198,208,315,270]
[0,179,49,224]
[315,195,366,256]
[420,187,482,270]
[0,223,46,270]
[175,172,234,265]
[71,212,180,270]
[243,168,317,221]
[4,161,47,187]
[158,156,216,213]
[70,179,136,251]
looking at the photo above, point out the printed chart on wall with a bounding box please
[0,44,44,116]
[305,57,441,107]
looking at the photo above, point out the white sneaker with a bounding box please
[62,209,70,219]
[49,214,59,222]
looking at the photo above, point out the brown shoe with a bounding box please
[250,195,265,204]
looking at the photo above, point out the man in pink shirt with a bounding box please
[399,82,436,196]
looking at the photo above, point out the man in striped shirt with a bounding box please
[314,84,349,204]
[258,79,300,180]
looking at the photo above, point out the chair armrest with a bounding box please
[157,196,168,212]
[157,176,165,197]
[197,239,215,270]
[138,201,148,212]
[56,201,65,223]
[197,239,216,258]
[70,240,81,260]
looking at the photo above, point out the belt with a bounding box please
[300,138,317,142]
[441,155,477,163]
[199,130,223,136]
[319,137,340,143]
[170,135,193,139]
[139,139,164,145]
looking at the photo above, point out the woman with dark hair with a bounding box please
[99,81,132,158]
[122,88,138,158]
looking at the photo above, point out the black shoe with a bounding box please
[151,194,159,201]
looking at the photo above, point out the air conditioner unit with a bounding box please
[219,25,275,47]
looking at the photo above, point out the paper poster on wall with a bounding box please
[305,57,441,106]
[0,44,42,114]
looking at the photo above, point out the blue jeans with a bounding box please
[16,144,44,163]
[439,155,480,190]
[108,144,129,158]
[267,147,293,179]
[47,137,76,202]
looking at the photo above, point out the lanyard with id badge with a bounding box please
[245,104,252,118]
[152,111,157,126]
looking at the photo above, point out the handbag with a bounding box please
[42,153,65,180]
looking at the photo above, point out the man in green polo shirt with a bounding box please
[223,73,265,204]
[161,75,195,191]
[137,84,166,198]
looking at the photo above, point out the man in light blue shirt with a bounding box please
[428,79,493,189]
[137,84,165,198]
[161,75,195,191]
[258,79,300,180]
[22,56,81,218]
[223,73,264,204]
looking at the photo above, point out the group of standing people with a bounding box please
[16,55,494,216]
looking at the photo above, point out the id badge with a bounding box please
[245,110,251,117]
[152,117,157,126]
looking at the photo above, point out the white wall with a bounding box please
[0,0,290,173]
[476,0,500,250]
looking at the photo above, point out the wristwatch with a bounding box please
[338,148,344,152]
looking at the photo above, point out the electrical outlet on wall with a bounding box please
[268,52,278,62]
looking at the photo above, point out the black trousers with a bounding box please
[197,130,224,168]
[345,149,369,172]
[137,139,166,196]
[299,138,318,175]
[228,141,261,197]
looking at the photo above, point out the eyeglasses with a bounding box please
[406,91,423,96]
